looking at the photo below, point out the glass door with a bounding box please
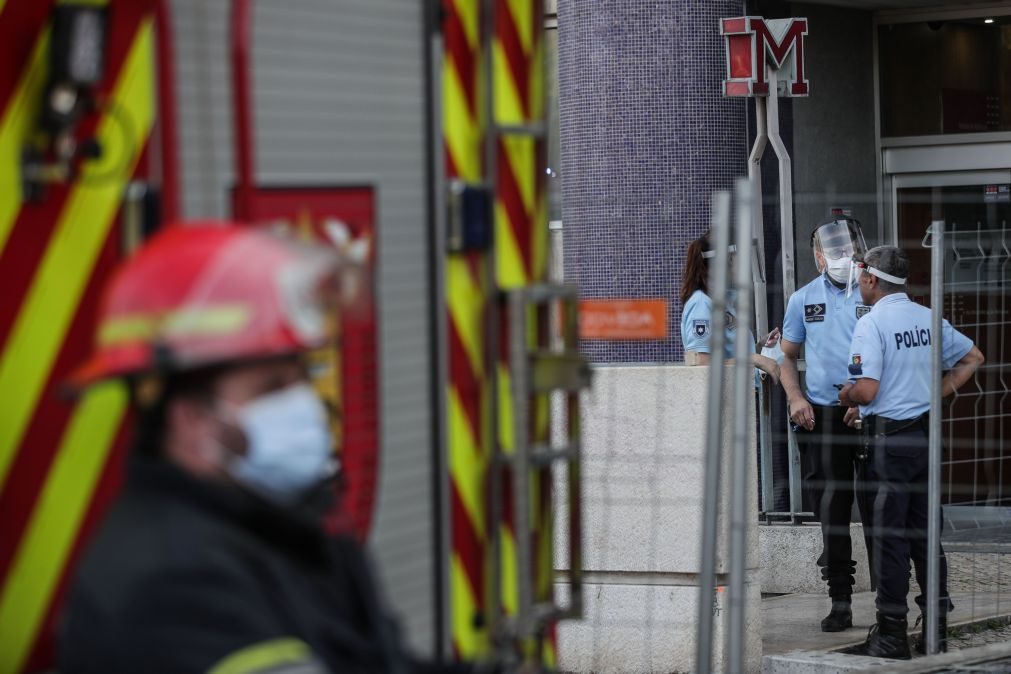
[894,173,1011,521]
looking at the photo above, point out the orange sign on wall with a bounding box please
[579,299,669,339]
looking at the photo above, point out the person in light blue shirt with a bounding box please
[678,231,779,383]
[839,246,984,659]
[780,217,872,633]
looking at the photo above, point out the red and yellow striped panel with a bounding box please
[0,1,156,670]
[443,0,491,660]
[446,0,551,662]
[494,0,546,290]
[492,0,554,666]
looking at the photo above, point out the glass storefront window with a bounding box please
[878,16,1011,137]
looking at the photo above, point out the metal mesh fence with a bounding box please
[551,183,1011,671]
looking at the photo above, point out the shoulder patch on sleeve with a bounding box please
[693,319,710,337]
[848,354,863,376]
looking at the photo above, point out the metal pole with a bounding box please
[749,96,769,339]
[749,98,775,515]
[766,67,803,519]
[482,0,504,650]
[727,177,754,674]
[428,17,452,657]
[230,0,254,221]
[927,219,945,655]
[154,0,181,224]
[787,421,803,520]
[695,190,733,674]
[765,68,796,299]
[509,290,534,636]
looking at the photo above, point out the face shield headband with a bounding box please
[854,259,907,285]
[701,244,737,259]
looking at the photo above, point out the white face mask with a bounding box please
[226,383,336,504]
[825,256,854,285]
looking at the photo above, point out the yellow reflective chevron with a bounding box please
[451,554,484,658]
[0,381,128,673]
[0,29,49,256]
[98,303,253,346]
[0,19,155,491]
[209,638,313,674]
[449,389,486,538]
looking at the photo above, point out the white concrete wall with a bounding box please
[556,364,761,673]
[759,524,872,595]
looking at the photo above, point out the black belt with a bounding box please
[863,413,928,437]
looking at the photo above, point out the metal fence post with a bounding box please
[927,219,945,655]
[695,191,733,674]
[727,177,754,674]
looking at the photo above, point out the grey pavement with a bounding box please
[764,551,1011,656]
[763,589,1010,656]
[760,553,1011,670]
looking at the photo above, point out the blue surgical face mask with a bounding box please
[226,383,336,504]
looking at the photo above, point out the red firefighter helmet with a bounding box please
[68,222,341,389]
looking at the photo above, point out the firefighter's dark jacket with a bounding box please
[59,455,459,674]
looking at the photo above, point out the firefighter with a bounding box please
[780,217,873,632]
[58,224,475,674]
[839,246,984,659]
[679,230,780,383]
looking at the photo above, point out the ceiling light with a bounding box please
[984,18,995,24]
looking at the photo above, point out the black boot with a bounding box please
[914,613,948,654]
[821,596,853,632]
[841,613,911,660]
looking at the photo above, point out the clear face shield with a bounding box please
[813,219,868,297]
[701,243,737,259]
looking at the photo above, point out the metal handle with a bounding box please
[501,285,588,639]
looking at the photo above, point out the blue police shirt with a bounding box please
[680,289,758,385]
[782,274,871,406]
[847,293,973,420]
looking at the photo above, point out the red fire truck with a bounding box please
[0,1,586,671]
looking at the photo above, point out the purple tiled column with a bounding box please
[558,1,748,363]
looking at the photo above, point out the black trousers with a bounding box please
[797,404,871,598]
[866,425,952,618]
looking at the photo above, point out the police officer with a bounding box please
[780,217,872,633]
[679,230,780,381]
[839,246,984,659]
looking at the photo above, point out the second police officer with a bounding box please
[780,217,873,633]
[839,246,984,658]
[679,230,780,381]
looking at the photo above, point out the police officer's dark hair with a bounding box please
[680,231,712,304]
[861,245,909,294]
[680,229,739,303]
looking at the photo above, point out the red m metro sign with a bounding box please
[721,16,809,97]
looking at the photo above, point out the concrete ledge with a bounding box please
[556,364,758,575]
[557,578,762,674]
[556,364,761,673]
[763,651,907,674]
[760,523,872,594]
[764,640,1011,674]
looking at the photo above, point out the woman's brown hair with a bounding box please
[679,232,711,304]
